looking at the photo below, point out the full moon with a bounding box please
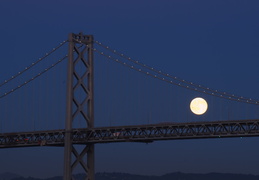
[190,97,208,115]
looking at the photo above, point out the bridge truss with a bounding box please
[1,119,259,148]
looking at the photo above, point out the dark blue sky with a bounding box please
[0,0,259,178]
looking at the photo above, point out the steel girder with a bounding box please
[1,119,259,148]
[0,130,65,148]
[79,119,259,143]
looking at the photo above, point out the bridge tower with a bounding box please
[64,33,95,180]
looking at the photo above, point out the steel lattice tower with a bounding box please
[64,33,94,180]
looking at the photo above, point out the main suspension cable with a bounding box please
[0,43,86,99]
[94,40,258,104]
[0,55,68,99]
[93,48,259,105]
[0,40,68,88]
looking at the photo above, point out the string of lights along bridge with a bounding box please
[0,33,259,180]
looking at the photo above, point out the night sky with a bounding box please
[1,0,259,178]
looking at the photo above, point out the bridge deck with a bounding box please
[1,119,259,148]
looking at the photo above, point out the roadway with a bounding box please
[1,119,259,148]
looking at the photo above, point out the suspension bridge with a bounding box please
[0,33,259,180]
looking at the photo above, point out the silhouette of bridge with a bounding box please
[0,33,259,180]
